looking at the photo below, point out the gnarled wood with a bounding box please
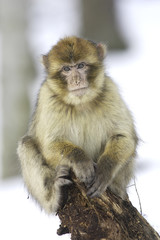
[57,174,160,240]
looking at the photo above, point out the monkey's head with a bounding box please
[42,36,107,105]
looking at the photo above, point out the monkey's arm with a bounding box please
[17,136,72,214]
[43,140,95,184]
[87,134,137,198]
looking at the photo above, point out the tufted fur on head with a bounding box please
[42,36,107,106]
[42,36,107,68]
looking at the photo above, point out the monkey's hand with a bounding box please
[86,169,108,198]
[45,165,72,197]
[48,142,95,186]
[87,157,112,198]
[43,165,72,213]
[54,165,73,187]
[72,157,95,185]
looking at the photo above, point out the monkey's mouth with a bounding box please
[69,87,88,96]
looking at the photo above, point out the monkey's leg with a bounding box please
[43,140,95,185]
[17,136,72,214]
[87,134,136,198]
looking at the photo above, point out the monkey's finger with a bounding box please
[85,177,96,188]
[93,162,97,169]
[56,165,70,176]
[87,181,100,197]
[56,178,72,186]
[89,182,107,198]
[59,174,71,179]
[88,190,100,198]
[59,175,72,183]
[78,173,94,184]
[76,163,95,184]
[85,162,97,188]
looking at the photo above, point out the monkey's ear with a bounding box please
[97,43,107,61]
[42,54,49,69]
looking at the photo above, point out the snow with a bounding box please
[0,0,160,239]
[0,177,70,240]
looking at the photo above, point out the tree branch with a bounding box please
[57,173,160,240]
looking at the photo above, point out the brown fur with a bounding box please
[17,36,138,214]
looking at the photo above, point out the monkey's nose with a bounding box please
[72,74,81,85]
[75,79,81,85]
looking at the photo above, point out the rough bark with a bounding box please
[57,174,160,240]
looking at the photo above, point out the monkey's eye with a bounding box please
[63,66,71,72]
[77,62,86,69]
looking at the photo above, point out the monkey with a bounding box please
[17,36,138,214]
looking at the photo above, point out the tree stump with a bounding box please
[57,174,160,240]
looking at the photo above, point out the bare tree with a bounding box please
[81,0,127,50]
[0,0,35,178]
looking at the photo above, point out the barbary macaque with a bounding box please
[17,36,138,214]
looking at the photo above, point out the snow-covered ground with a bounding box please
[0,0,160,239]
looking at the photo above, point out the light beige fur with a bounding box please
[17,36,138,214]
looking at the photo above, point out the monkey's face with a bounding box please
[43,36,107,105]
[61,62,89,97]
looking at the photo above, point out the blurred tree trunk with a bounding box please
[0,0,35,178]
[81,0,127,50]
[57,174,160,240]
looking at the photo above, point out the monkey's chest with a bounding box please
[66,116,108,161]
